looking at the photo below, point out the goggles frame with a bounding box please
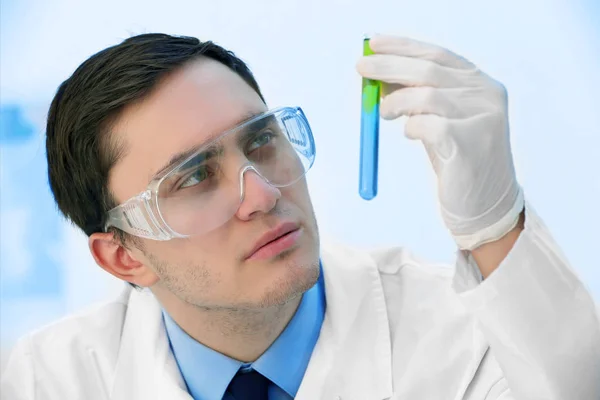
[104,106,316,241]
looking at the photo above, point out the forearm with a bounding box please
[471,211,525,279]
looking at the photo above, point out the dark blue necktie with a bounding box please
[226,369,270,400]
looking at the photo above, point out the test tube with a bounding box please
[359,35,380,200]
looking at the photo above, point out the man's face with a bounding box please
[108,58,320,309]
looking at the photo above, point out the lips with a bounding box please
[245,222,301,261]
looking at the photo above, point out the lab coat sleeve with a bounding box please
[452,202,600,400]
[1,336,35,400]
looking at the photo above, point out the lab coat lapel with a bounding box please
[111,288,190,400]
[296,240,394,400]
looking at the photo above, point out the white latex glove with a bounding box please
[357,35,524,250]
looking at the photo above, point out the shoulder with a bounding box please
[321,237,455,289]
[1,285,132,398]
[368,244,456,298]
[25,285,131,354]
[320,238,464,321]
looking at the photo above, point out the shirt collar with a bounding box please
[163,262,326,400]
[162,311,241,400]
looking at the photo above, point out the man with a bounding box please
[1,33,598,400]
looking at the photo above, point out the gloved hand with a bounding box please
[357,35,524,251]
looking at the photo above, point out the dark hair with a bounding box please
[46,33,265,245]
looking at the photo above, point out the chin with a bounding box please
[255,243,320,308]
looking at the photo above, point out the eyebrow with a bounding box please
[149,110,268,182]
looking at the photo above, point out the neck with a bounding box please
[156,290,303,362]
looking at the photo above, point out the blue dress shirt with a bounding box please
[163,263,326,400]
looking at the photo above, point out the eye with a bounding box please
[247,131,275,153]
[178,165,212,189]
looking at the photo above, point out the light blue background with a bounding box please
[1,0,599,368]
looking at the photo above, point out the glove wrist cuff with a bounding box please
[453,186,525,251]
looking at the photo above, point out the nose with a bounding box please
[235,166,281,221]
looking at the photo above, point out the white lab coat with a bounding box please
[2,204,599,400]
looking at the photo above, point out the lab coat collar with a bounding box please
[111,240,394,400]
[111,286,190,400]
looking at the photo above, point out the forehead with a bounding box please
[109,57,266,202]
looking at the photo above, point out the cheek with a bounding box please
[149,237,230,268]
[282,179,314,215]
[144,239,235,298]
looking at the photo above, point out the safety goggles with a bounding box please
[104,106,316,240]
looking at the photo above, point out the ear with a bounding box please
[89,232,159,288]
